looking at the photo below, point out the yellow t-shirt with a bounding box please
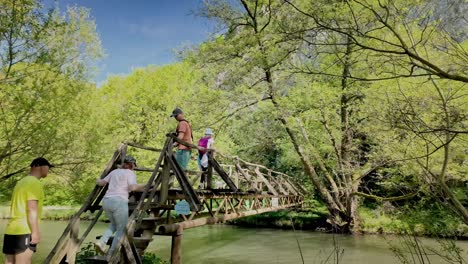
[5,176,44,235]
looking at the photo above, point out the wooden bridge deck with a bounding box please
[44,135,305,264]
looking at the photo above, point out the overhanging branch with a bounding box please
[351,190,419,202]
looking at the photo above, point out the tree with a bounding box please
[366,77,468,224]
[0,0,102,198]
[193,0,467,233]
[194,0,364,232]
[284,0,468,225]
[284,0,468,83]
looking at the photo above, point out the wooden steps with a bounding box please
[132,237,154,249]
[128,203,174,210]
[86,255,109,262]
[137,217,164,230]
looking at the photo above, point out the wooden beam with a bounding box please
[234,163,257,191]
[160,158,171,205]
[167,154,201,211]
[170,225,183,264]
[158,202,301,234]
[281,177,299,195]
[268,171,288,195]
[209,155,238,192]
[254,168,278,196]
[77,208,103,246]
[65,218,79,263]
[124,142,163,152]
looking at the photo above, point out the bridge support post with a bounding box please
[206,152,213,189]
[171,225,184,264]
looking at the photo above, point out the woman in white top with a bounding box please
[94,156,146,255]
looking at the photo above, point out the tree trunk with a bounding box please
[337,35,360,233]
[265,68,350,232]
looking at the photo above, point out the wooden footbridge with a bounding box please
[45,134,305,264]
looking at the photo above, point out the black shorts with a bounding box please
[2,234,37,255]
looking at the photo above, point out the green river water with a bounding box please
[0,220,467,263]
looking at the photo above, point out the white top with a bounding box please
[102,169,137,201]
[207,138,214,149]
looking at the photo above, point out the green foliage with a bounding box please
[142,252,169,264]
[358,202,468,237]
[75,243,168,264]
[75,243,96,264]
[388,234,467,264]
[230,208,329,230]
[0,0,103,202]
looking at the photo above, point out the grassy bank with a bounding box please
[229,206,468,238]
[358,207,468,238]
[228,208,329,230]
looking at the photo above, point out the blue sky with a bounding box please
[48,0,215,84]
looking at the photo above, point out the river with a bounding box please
[0,220,466,263]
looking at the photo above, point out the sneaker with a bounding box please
[94,241,107,255]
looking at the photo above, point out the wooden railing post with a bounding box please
[206,152,213,189]
[66,218,80,264]
[160,155,171,205]
[171,225,184,264]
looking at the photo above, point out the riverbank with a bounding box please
[230,207,468,239]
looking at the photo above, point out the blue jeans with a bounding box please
[175,149,191,170]
[99,197,128,253]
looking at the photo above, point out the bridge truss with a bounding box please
[45,134,304,264]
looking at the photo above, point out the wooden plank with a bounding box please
[170,227,183,264]
[78,208,103,245]
[121,236,139,264]
[136,137,171,227]
[167,153,201,211]
[207,154,213,189]
[268,172,288,195]
[254,168,278,196]
[160,159,171,205]
[124,142,163,152]
[234,163,257,191]
[233,171,239,189]
[65,218,80,263]
[213,198,225,216]
[134,167,157,172]
[120,144,127,166]
[189,172,201,187]
[283,177,302,195]
[280,177,299,195]
[158,201,302,234]
[209,156,238,192]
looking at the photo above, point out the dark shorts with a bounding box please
[2,234,37,255]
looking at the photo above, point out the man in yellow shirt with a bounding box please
[2,157,53,264]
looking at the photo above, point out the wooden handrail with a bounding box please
[124,141,163,152]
